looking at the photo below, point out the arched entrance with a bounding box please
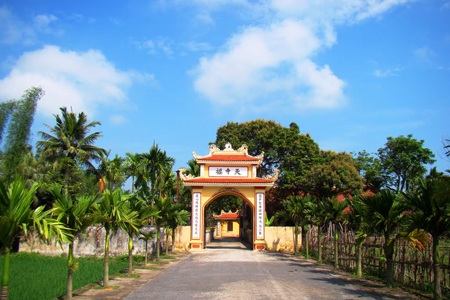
[179,143,278,251]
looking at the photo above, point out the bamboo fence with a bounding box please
[306,225,450,293]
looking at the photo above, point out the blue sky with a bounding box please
[0,0,449,176]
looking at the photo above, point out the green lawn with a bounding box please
[0,252,128,300]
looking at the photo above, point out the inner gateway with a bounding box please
[179,143,278,250]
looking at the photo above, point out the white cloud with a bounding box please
[0,45,153,117]
[0,6,36,45]
[373,66,402,77]
[109,115,129,125]
[33,14,64,36]
[414,46,436,62]
[194,19,344,109]
[191,0,414,112]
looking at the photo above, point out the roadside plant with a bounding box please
[0,180,70,300]
[50,186,98,300]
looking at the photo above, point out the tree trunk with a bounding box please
[144,241,148,268]
[318,228,322,263]
[171,228,176,254]
[1,247,11,300]
[67,242,74,300]
[432,235,442,299]
[165,229,169,256]
[305,228,309,259]
[128,235,133,277]
[334,225,339,269]
[294,224,299,255]
[356,239,363,278]
[103,229,110,287]
[156,224,161,261]
[384,236,395,287]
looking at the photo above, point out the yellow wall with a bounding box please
[219,220,240,237]
[264,226,301,252]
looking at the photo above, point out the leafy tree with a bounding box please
[94,188,138,285]
[308,151,363,200]
[50,186,99,300]
[214,120,320,198]
[185,159,200,177]
[276,195,312,255]
[353,150,383,193]
[377,134,435,193]
[0,180,70,300]
[0,87,44,183]
[152,197,173,260]
[37,107,106,196]
[359,190,405,287]
[402,177,450,299]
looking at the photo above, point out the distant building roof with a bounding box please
[214,212,240,220]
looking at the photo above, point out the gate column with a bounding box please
[254,189,266,250]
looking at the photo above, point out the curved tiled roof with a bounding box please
[215,213,239,220]
[197,154,260,162]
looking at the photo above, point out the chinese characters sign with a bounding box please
[209,167,248,177]
[256,193,264,239]
[192,193,201,240]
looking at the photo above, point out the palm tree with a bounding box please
[185,159,200,177]
[124,152,140,193]
[122,195,158,277]
[37,107,106,194]
[153,196,173,260]
[97,151,126,192]
[50,186,99,300]
[359,190,405,287]
[326,197,348,269]
[402,177,450,299]
[346,197,366,278]
[139,230,156,268]
[165,203,189,254]
[0,180,71,300]
[276,195,312,255]
[306,199,330,263]
[137,143,174,201]
[94,188,138,286]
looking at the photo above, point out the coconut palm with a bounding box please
[326,197,349,269]
[359,190,405,287]
[122,195,158,277]
[153,196,174,260]
[402,177,450,299]
[94,188,138,286]
[276,195,313,255]
[0,180,70,300]
[37,107,106,194]
[50,186,99,300]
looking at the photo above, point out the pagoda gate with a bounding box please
[179,143,278,250]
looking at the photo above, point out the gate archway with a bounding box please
[179,143,278,250]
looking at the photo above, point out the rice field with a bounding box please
[0,252,128,300]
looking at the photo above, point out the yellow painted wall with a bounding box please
[264,226,301,252]
[219,220,240,237]
[174,226,191,250]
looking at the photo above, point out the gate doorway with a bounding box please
[179,143,278,251]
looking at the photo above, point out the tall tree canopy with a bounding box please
[378,134,435,193]
[0,87,44,183]
[214,120,320,197]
